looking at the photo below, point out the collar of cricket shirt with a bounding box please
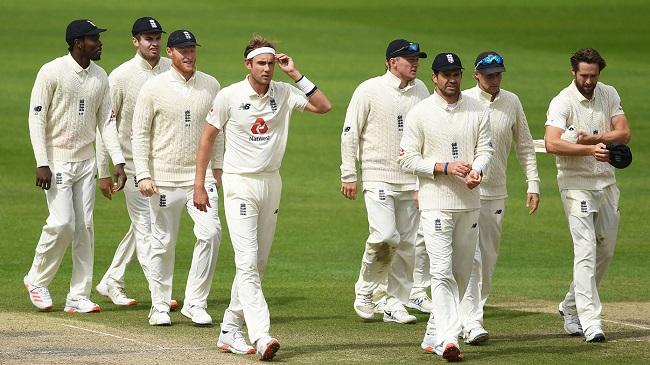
[134,52,161,71]
[432,89,464,111]
[244,75,275,99]
[383,71,416,92]
[169,66,196,84]
[66,53,89,74]
[569,80,595,103]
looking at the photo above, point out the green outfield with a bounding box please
[0,0,649,363]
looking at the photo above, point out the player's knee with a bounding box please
[194,223,221,243]
[369,231,400,247]
[45,218,75,237]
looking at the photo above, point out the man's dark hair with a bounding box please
[244,34,276,58]
[570,48,606,72]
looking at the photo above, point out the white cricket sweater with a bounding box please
[463,86,540,199]
[399,92,493,210]
[545,81,624,190]
[96,53,172,178]
[340,71,429,190]
[132,67,222,186]
[28,54,124,167]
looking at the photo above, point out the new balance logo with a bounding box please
[33,105,42,115]
[451,142,459,159]
[184,110,191,127]
[580,201,588,213]
[239,103,251,110]
[378,190,386,201]
[593,130,599,135]
[434,219,441,232]
[495,209,503,214]
[397,115,404,132]
[274,209,279,214]
[55,173,62,185]
[270,98,278,112]
[159,194,167,207]
[240,203,246,216]
[472,223,478,228]
[343,126,351,133]
[78,99,85,116]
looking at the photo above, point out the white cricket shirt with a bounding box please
[545,81,624,190]
[206,76,308,174]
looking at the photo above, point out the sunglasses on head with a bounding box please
[476,54,504,67]
[391,42,420,57]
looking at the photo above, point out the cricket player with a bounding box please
[458,51,540,344]
[132,29,222,326]
[399,52,492,362]
[193,35,331,360]
[545,48,630,343]
[95,17,175,308]
[25,19,126,313]
[340,39,429,324]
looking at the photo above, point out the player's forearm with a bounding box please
[306,90,331,114]
[597,129,630,145]
[545,137,595,156]
[28,115,49,167]
[195,132,216,187]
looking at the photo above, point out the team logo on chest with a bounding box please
[184,110,191,127]
[78,99,85,116]
[270,98,278,112]
[397,115,404,132]
[251,117,269,134]
[451,142,459,160]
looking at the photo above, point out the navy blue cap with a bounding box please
[66,19,106,45]
[132,17,165,36]
[432,52,463,72]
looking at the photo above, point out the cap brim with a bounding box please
[85,28,107,36]
[433,65,464,72]
[388,51,428,59]
[477,66,505,75]
[170,41,200,48]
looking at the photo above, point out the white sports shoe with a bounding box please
[584,326,606,343]
[353,293,375,320]
[149,307,171,326]
[421,332,442,355]
[383,309,417,324]
[373,297,387,314]
[64,296,101,313]
[464,327,489,345]
[407,295,434,313]
[256,336,280,361]
[107,284,136,306]
[95,281,110,297]
[181,304,213,326]
[442,341,464,362]
[558,302,583,336]
[217,330,255,355]
[24,276,52,312]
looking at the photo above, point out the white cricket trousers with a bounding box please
[422,209,479,346]
[27,158,97,299]
[460,198,506,331]
[410,223,430,299]
[149,183,221,312]
[355,188,418,311]
[99,173,152,288]
[560,185,619,333]
[220,172,282,344]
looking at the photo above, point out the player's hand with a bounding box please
[113,163,127,192]
[193,185,211,212]
[577,130,601,145]
[275,53,298,77]
[138,178,158,197]
[413,191,419,210]
[341,181,357,200]
[212,168,223,189]
[592,143,609,162]
[448,161,472,178]
[35,166,52,190]
[99,177,113,200]
[465,170,482,190]
[526,193,540,215]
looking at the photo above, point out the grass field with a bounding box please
[1,0,649,363]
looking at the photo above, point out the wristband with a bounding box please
[295,75,318,97]
[444,162,449,175]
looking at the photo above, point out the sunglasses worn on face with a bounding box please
[476,54,504,67]
[391,42,420,57]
